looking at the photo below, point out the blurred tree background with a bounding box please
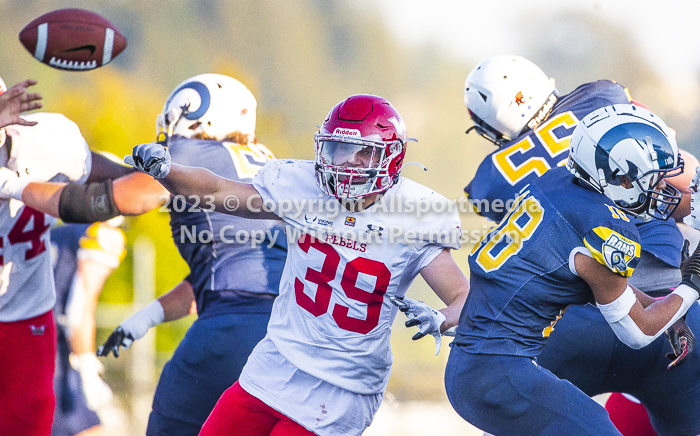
[0,0,697,430]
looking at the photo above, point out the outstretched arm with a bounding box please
[126,142,279,220]
[13,170,168,220]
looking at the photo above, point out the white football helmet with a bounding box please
[156,73,257,142]
[567,104,683,220]
[464,55,557,145]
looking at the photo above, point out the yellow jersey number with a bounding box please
[473,194,546,272]
[492,111,579,186]
[223,142,275,180]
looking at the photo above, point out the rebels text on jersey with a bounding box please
[454,167,641,356]
[0,113,91,322]
[252,159,461,395]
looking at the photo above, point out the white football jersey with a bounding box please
[0,113,91,322]
[252,159,461,394]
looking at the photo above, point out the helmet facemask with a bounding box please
[315,133,404,199]
[465,110,507,146]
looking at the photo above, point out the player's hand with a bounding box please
[680,235,700,298]
[0,79,42,129]
[689,165,700,231]
[96,326,133,358]
[665,317,696,370]
[70,353,113,410]
[97,300,164,358]
[124,142,171,178]
[390,295,447,355]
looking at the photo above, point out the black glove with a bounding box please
[681,239,700,294]
[96,326,133,358]
[665,317,696,370]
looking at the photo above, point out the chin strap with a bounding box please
[400,162,428,172]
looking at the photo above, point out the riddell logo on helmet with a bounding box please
[527,93,557,130]
[333,128,361,137]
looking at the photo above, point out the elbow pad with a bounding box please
[597,285,651,349]
[58,180,120,223]
[598,285,697,349]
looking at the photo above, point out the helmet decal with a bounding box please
[168,81,211,121]
[156,74,257,141]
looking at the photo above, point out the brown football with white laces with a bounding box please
[19,8,127,71]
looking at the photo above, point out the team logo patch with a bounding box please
[602,233,636,272]
[304,215,333,227]
[344,216,356,227]
[29,325,46,336]
[366,224,383,236]
[584,227,640,278]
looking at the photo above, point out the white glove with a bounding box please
[390,295,447,355]
[124,142,171,178]
[70,352,113,410]
[0,167,30,200]
[689,165,700,231]
[96,300,164,357]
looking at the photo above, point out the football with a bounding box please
[19,8,127,71]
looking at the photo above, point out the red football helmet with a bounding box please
[314,94,408,199]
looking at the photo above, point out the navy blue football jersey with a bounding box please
[454,167,641,356]
[464,80,682,268]
[167,136,287,315]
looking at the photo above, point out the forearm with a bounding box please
[162,164,273,219]
[70,261,114,354]
[112,171,167,215]
[157,279,196,322]
[631,285,657,309]
[88,151,135,183]
[630,292,685,336]
[20,181,63,217]
[438,291,468,332]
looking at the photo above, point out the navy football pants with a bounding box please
[445,348,622,436]
[146,310,271,436]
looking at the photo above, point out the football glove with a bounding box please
[390,295,446,355]
[96,300,164,358]
[680,235,700,296]
[124,142,171,178]
[665,317,696,370]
